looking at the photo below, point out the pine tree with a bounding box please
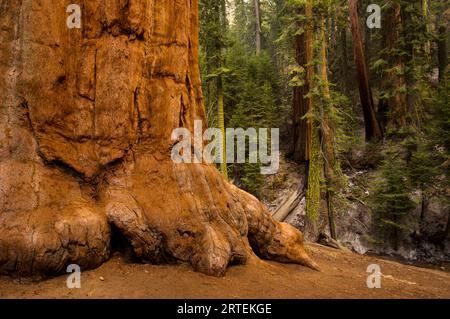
[371,147,416,250]
[407,140,439,221]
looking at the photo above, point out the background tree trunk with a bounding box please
[437,15,448,83]
[217,75,228,179]
[340,27,349,93]
[380,2,408,130]
[292,2,313,163]
[349,0,383,141]
[320,17,337,240]
[422,0,431,56]
[292,9,309,163]
[0,0,317,277]
[254,0,262,54]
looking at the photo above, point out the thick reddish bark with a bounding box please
[292,3,313,163]
[292,23,310,163]
[0,0,317,277]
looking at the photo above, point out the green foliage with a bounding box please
[406,139,439,190]
[198,0,448,247]
[424,81,450,192]
[229,54,278,128]
[227,52,279,195]
[200,0,281,196]
[427,82,450,154]
[241,162,265,196]
[371,79,449,246]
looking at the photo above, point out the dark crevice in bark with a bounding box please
[110,224,140,263]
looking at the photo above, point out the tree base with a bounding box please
[0,144,318,277]
[0,0,318,278]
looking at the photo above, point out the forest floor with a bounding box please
[1,243,449,299]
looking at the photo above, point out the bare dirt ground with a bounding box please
[1,244,449,299]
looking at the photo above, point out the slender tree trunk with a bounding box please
[349,0,383,141]
[217,75,228,180]
[340,27,349,93]
[305,0,314,158]
[380,2,408,130]
[364,17,371,67]
[254,0,262,54]
[303,0,322,224]
[437,19,448,83]
[221,0,228,25]
[423,0,431,56]
[292,33,308,162]
[320,17,337,240]
[393,216,399,251]
[420,185,428,222]
[215,0,228,179]
[443,210,450,240]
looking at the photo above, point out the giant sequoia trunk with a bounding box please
[0,0,318,277]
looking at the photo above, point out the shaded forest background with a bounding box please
[198,0,449,260]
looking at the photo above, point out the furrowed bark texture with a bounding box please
[0,0,317,277]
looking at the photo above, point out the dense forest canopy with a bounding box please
[198,0,449,252]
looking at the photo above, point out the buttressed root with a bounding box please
[230,184,320,272]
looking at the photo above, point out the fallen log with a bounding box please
[272,189,304,222]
